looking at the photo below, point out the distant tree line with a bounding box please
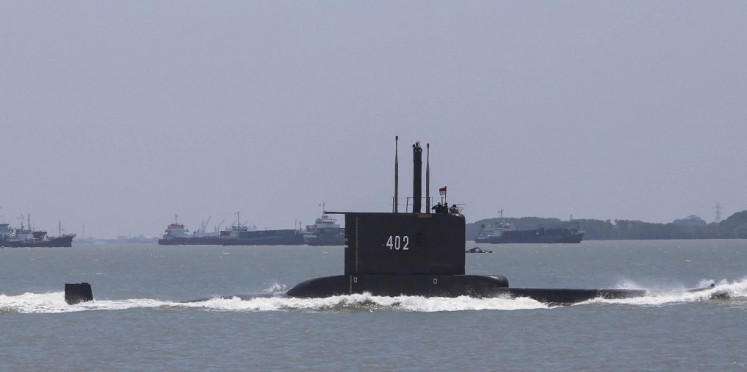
[466,211,747,240]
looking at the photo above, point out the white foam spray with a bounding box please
[2,278,745,314]
[579,277,747,306]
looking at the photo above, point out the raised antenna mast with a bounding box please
[426,143,430,213]
[412,142,422,214]
[394,136,399,213]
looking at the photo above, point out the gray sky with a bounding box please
[2,2,746,238]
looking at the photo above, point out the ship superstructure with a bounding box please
[303,211,345,246]
[158,215,225,245]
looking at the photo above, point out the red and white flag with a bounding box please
[439,186,447,196]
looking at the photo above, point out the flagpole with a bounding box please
[439,186,447,206]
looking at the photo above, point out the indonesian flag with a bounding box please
[439,186,447,196]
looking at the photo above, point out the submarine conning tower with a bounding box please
[345,140,462,276]
[286,139,509,298]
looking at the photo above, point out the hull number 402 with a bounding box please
[386,235,409,250]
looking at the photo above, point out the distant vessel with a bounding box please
[466,246,492,253]
[303,212,345,246]
[220,224,305,246]
[220,211,304,245]
[474,211,584,244]
[157,215,223,245]
[0,216,75,248]
[158,213,304,246]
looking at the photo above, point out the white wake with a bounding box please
[2,278,744,314]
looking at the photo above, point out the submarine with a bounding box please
[287,138,660,305]
[63,138,712,306]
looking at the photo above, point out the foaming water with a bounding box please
[4,277,746,314]
[580,277,747,306]
[0,291,172,314]
[262,282,288,294]
[184,293,550,312]
[0,291,548,314]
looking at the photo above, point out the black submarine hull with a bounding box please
[286,274,647,305]
[287,274,510,298]
[503,288,646,305]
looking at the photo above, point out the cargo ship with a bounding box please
[303,213,345,246]
[158,213,304,246]
[220,224,304,246]
[0,216,75,248]
[157,215,224,245]
[220,212,304,245]
[474,211,584,244]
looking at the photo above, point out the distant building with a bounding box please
[672,215,707,227]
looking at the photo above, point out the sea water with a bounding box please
[1,240,745,371]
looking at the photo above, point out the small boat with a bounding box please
[466,246,492,253]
